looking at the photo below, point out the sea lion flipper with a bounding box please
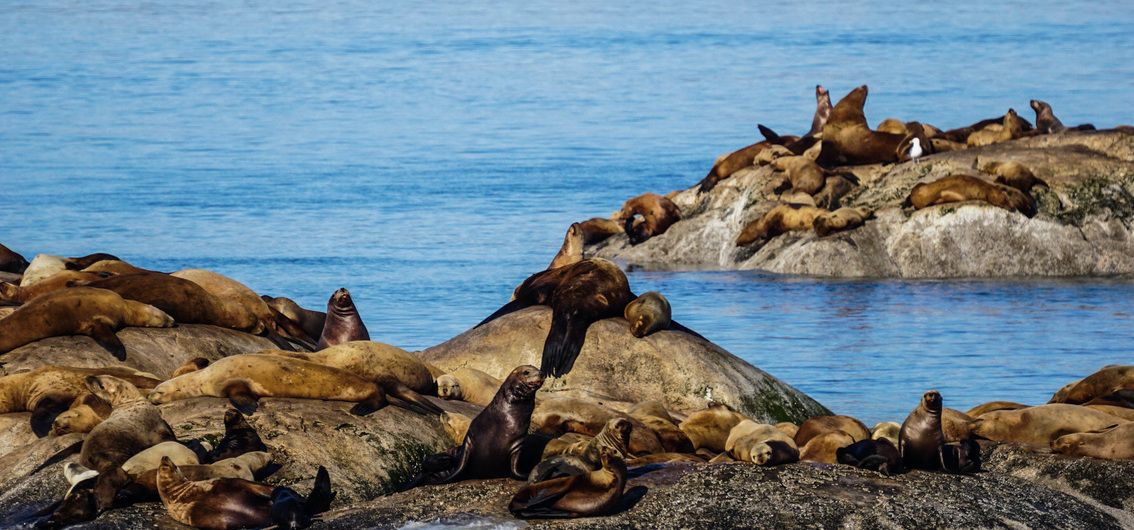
[30,394,70,438]
[348,388,387,416]
[475,299,531,328]
[508,476,575,515]
[222,380,260,415]
[757,124,781,143]
[82,317,126,360]
[540,309,588,378]
[667,320,706,341]
[385,382,443,415]
[305,466,335,515]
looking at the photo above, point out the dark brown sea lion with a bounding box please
[62,253,121,271]
[981,161,1048,192]
[478,258,633,378]
[1049,365,1133,405]
[1030,99,1066,134]
[263,295,327,342]
[807,84,832,137]
[316,288,370,349]
[794,415,870,447]
[0,286,173,358]
[576,218,623,245]
[0,242,29,274]
[0,269,113,304]
[904,174,1036,217]
[209,408,268,462]
[616,193,682,245]
[88,272,251,330]
[624,291,671,338]
[899,390,945,470]
[817,85,906,166]
[813,174,858,210]
[836,438,904,475]
[157,456,333,530]
[698,124,797,193]
[548,223,584,269]
[409,365,544,486]
[736,203,827,247]
[0,366,160,436]
[510,446,627,519]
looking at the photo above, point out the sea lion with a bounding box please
[50,392,114,435]
[754,144,794,166]
[817,85,906,166]
[1049,365,1133,405]
[871,422,901,445]
[63,253,121,271]
[726,420,799,465]
[807,84,832,138]
[942,408,976,442]
[437,367,501,407]
[775,422,800,439]
[0,287,174,358]
[0,242,29,274]
[971,404,1127,447]
[0,270,114,304]
[836,438,904,475]
[1030,99,1067,134]
[173,357,211,377]
[938,114,1023,143]
[1051,422,1134,460]
[263,296,327,342]
[981,161,1047,192]
[19,254,67,286]
[624,291,671,338]
[529,418,632,482]
[81,259,152,275]
[904,174,1036,217]
[1086,404,1134,421]
[697,124,800,193]
[735,203,827,247]
[794,415,870,447]
[0,365,160,436]
[576,218,623,245]
[773,156,826,195]
[156,456,333,530]
[678,404,748,452]
[510,447,627,519]
[898,390,946,470]
[626,400,677,424]
[635,414,693,453]
[799,431,856,464]
[122,441,199,476]
[876,118,909,135]
[532,397,664,455]
[409,365,544,485]
[543,433,594,458]
[147,354,397,416]
[316,288,370,349]
[170,269,277,335]
[617,193,682,245]
[88,272,250,330]
[813,207,870,237]
[124,452,274,502]
[209,408,269,462]
[477,258,633,378]
[441,411,473,444]
[967,109,1027,147]
[813,175,857,210]
[548,223,584,270]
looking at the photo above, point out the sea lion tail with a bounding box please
[696,170,719,195]
[386,382,444,415]
[475,299,530,328]
[305,466,335,516]
[540,309,588,378]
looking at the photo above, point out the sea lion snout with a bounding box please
[923,390,942,410]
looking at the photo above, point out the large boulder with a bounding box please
[418,306,829,423]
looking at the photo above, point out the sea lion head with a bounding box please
[749,441,774,465]
[921,390,943,414]
[816,84,829,99]
[611,418,633,448]
[328,288,356,313]
[436,374,463,400]
[131,301,175,328]
[51,394,112,435]
[503,365,544,402]
[1030,99,1047,113]
[625,214,648,246]
[85,375,145,405]
[1050,432,1087,454]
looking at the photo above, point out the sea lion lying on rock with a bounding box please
[624,291,671,338]
[980,161,1047,192]
[813,207,870,237]
[904,174,1036,217]
[0,243,29,274]
[576,218,623,245]
[529,418,632,482]
[0,365,160,436]
[0,270,113,304]
[966,109,1028,147]
[532,397,664,455]
[971,404,1127,447]
[794,415,870,447]
[437,367,501,407]
[698,124,799,193]
[1051,422,1134,460]
[678,403,748,452]
[617,193,682,245]
[1049,365,1133,405]
[736,203,826,247]
[726,420,799,465]
[510,447,628,519]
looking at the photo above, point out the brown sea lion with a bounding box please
[157,456,333,530]
[794,415,870,447]
[147,354,397,416]
[532,397,664,455]
[876,118,908,135]
[972,404,1127,447]
[836,438,904,475]
[755,144,794,166]
[316,288,370,349]
[88,272,250,330]
[208,408,268,462]
[548,223,584,269]
[1030,99,1066,134]
[437,366,501,407]
[0,287,173,358]
[799,431,856,464]
[0,270,114,304]
[698,124,798,193]
[624,291,671,338]
[63,253,121,271]
[899,390,946,470]
[0,242,29,274]
[0,365,159,436]
[813,175,858,210]
[726,420,799,465]
[817,85,906,166]
[170,269,277,335]
[904,174,1036,217]
[736,203,827,247]
[966,109,1027,147]
[636,414,694,453]
[410,365,544,485]
[529,418,632,482]
[81,259,152,275]
[965,401,1029,418]
[576,218,623,245]
[942,408,976,442]
[813,207,870,237]
[772,156,826,195]
[618,193,682,245]
[678,404,748,452]
[1086,404,1134,421]
[477,258,633,378]
[1049,365,1133,405]
[776,422,800,439]
[627,400,677,424]
[1051,422,1134,460]
[125,451,273,501]
[263,296,327,342]
[510,447,627,519]
[173,357,211,377]
[980,161,1048,192]
[807,84,832,137]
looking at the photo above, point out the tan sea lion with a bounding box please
[1051,422,1134,460]
[0,242,29,274]
[726,420,799,465]
[126,451,274,501]
[576,218,623,245]
[0,269,113,304]
[147,354,400,416]
[981,161,1047,192]
[678,404,748,452]
[262,296,327,342]
[88,272,251,330]
[698,124,798,193]
[265,340,435,395]
[775,422,799,439]
[0,287,174,358]
[50,393,114,436]
[510,447,627,519]
[1029,99,1066,134]
[773,156,826,195]
[871,421,901,446]
[624,291,671,338]
[529,418,632,481]
[635,414,693,453]
[477,258,633,378]
[966,109,1027,147]
[316,288,370,349]
[817,85,906,166]
[617,193,682,245]
[939,114,1028,143]
[626,400,677,424]
[548,223,584,270]
[441,411,473,444]
[1049,365,1133,405]
[965,401,1029,418]
[799,431,855,464]
[122,441,199,476]
[942,408,975,442]
[813,175,858,210]
[904,174,1036,217]
[972,404,1128,447]
[532,397,664,455]
[170,269,276,335]
[19,254,67,286]
[754,144,793,166]
[794,415,870,447]
[876,118,909,135]
[1086,404,1134,421]
[0,366,161,435]
[81,259,152,275]
[437,366,501,407]
[736,203,827,247]
[813,207,870,237]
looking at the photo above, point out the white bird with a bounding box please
[908,137,924,165]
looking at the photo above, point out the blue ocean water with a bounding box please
[1,1,1132,423]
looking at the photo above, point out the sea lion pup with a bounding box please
[0,365,160,436]
[478,258,633,378]
[836,438,904,476]
[157,456,333,530]
[209,408,269,462]
[806,84,832,138]
[1049,365,1134,405]
[548,223,584,270]
[316,288,370,349]
[263,295,327,342]
[799,430,856,464]
[148,354,407,416]
[904,174,1037,217]
[1030,99,1067,134]
[817,85,906,166]
[532,397,664,455]
[966,108,1028,147]
[0,287,173,358]
[0,242,29,273]
[624,291,671,338]
[510,446,627,519]
[871,422,901,446]
[813,207,870,237]
[0,269,114,304]
[121,441,199,476]
[813,174,858,210]
[529,418,633,482]
[697,124,798,193]
[980,160,1048,192]
[441,411,473,444]
[726,420,799,465]
[617,193,682,245]
[88,272,248,330]
[971,404,1128,447]
[1051,422,1134,460]
[408,365,544,486]
[735,203,827,248]
[50,393,114,435]
[793,415,870,447]
[576,217,623,245]
[678,403,748,452]
[773,156,826,195]
[900,391,980,473]
[437,367,501,407]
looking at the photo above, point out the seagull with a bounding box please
[908,137,924,165]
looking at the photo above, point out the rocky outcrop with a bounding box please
[592,130,1134,277]
[419,306,829,423]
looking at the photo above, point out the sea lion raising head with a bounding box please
[317,288,370,349]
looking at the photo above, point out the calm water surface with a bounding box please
[2,1,1132,423]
